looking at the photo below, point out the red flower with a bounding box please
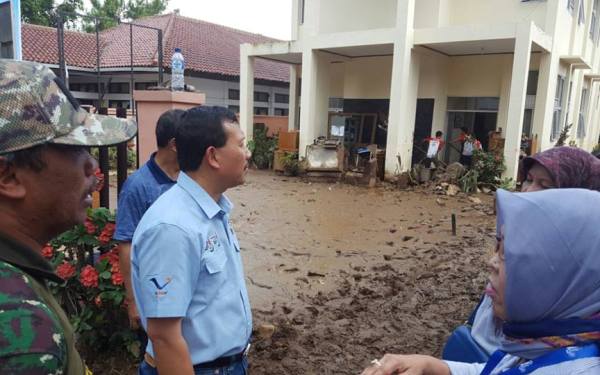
[56,262,76,280]
[80,265,99,288]
[41,245,54,259]
[94,168,105,192]
[111,271,124,286]
[99,246,120,266]
[98,223,116,245]
[94,295,102,307]
[84,218,97,235]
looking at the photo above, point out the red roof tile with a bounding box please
[22,23,97,68]
[21,13,290,83]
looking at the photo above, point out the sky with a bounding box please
[78,0,293,40]
[166,0,292,40]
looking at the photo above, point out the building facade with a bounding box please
[240,0,600,180]
[21,14,291,118]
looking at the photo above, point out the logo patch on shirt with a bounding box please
[205,233,220,253]
[150,276,172,297]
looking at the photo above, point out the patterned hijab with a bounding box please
[519,147,600,190]
[495,189,600,359]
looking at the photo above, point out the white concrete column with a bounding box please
[531,52,560,152]
[239,44,255,141]
[385,0,416,177]
[298,50,331,157]
[504,23,534,181]
[288,65,299,131]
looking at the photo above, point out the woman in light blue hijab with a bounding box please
[360,188,600,375]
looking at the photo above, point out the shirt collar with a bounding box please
[0,231,63,283]
[177,172,233,219]
[147,152,176,185]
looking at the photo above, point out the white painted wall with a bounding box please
[342,56,393,99]
[318,0,397,34]
[445,0,548,32]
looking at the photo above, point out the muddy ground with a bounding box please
[232,171,495,374]
[99,170,496,374]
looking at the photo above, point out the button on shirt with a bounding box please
[114,153,176,242]
[131,172,252,364]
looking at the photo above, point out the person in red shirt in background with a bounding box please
[423,131,445,168]
[453,127,481,167]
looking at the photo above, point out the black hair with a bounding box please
[435,131,443,137]
[156,109,186,148]
[2,144,47,171]
[461,127,470,134]
[176,106,238,172]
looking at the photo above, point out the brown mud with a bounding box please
[228,171,495,374]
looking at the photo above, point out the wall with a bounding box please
[341,56,393,99]
[318,0,397,34]
[69,71,291,116]
[445,0,548,31]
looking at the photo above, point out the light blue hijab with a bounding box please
[497,188,600,322]
[494,188,600,359]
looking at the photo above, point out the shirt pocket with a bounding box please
[203,248,227,274]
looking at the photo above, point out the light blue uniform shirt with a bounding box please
[131,172,252,364]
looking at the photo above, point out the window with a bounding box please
[69,83,82,92]
[578,88,589,138]
[526,71,539,95]
[552,75,565,141]
[300,0,305,24]
[275,93,289,103]
[108,82,130,94]
[592,0,599,40]
[228,89,240,100]
[274,108,289,116]
[565,81,573,128]
[228,105,240,113]
[579,0,586,24]
[446,97,500,111]
[254,107,268,115]
[568,0,576,14]
[135,82,157,90]
[254,91,269,102]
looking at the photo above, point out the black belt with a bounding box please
[145,344,250,370]
[194,351,245,369]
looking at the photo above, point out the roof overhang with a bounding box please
[414,22,551,56]
[561,55,592,69]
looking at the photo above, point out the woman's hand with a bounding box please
[360,354,451,375]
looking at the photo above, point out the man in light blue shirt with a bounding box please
[132,106,252,375]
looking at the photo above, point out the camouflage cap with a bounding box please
[0,59,137,154]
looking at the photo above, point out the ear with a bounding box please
[168,138,177,153]
[0,158,27,199]
[204,146,221,170]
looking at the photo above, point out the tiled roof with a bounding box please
[22,23,97,68]
[21,13,289,82]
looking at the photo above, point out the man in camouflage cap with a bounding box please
[0,59,136,374]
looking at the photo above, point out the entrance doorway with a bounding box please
[412,99,434,166]
[445,97,499,163]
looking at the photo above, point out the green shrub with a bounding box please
[248,128,277,169]
[281,152,300,176]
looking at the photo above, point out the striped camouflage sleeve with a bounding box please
[0,261,66,374]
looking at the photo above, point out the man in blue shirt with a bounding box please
[115,109,184,330]
[132,106,252,375]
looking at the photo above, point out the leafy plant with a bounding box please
[45,208,139,359]
[554,123,573,147]
[471,150,506,186]
[248,127,277,169]
[458,150,506,193]
[459,169,479,194]
[498,177,516,191]
[281,152,300,176]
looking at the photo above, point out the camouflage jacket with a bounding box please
[0,233,85,374]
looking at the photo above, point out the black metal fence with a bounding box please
[56,12,164,208]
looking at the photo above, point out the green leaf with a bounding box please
[100,271,111,280]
